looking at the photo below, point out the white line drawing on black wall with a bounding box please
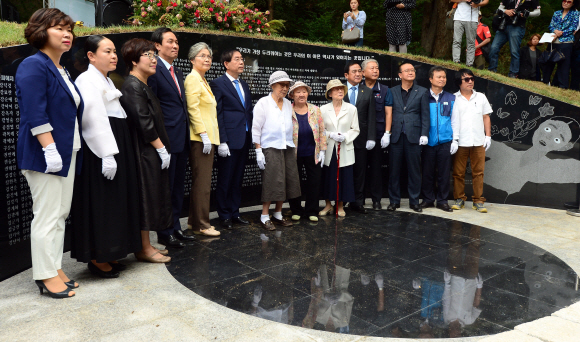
[505,91,517,105]
[529,95,542,106]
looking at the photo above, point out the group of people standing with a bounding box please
[15,7,493,300]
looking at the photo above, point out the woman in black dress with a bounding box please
[71,36,142,277]
[383,0,416,53]
[120,38,172,263]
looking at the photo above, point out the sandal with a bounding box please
[337,209,346,217]
[135,251,171,263]
[194,226,221,236]
[319,206,333,216]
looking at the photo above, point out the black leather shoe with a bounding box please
[221,219,233,229]
[372,202,382,210]
[386,203,400,211]
[232,216,249,225]
[410,204,423,213]
[350,205,367,214]
[436,203,453,212]
[88,262,120,278]
[420,201,435,209]
[109,262,127,272]
[175,229,196,241]
[158,234,185,248]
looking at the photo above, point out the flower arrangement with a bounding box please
[130,0,284,36]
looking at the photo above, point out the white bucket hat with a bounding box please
[268,70,294,87]
[288,81,312,99]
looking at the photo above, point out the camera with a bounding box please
[511,9,530,26]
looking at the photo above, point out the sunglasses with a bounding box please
[563,0,573,3]
[462,76,475,83]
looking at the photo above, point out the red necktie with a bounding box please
[169,66,181,97]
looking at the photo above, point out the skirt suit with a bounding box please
[70,64,141,263]
[319,101,360,202]
[120,75,172,232]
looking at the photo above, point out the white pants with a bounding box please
[23,152,77,280]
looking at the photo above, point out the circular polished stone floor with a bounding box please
[166,210,579,339]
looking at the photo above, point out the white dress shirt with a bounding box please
[225,72,245,101]
[451,90,492,147]
[58,68,81,152]
[252,94,295,149]
[443,276,482,326]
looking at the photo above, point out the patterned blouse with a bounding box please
[291,103,327,164]
[549,9,580,43]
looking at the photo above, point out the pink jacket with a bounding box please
[292,103,327,164]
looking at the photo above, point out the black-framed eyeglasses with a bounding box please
[141,52,158,61]
[462,76,475,83]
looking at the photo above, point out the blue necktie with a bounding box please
[234,80,248,131]
[349,86,357,104]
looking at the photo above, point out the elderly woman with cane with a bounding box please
[319,79,360,217]
[252,71,302,231]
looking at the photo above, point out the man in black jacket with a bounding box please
[387,62,430,213]
[488,0,541,78]
[343,60,376,214]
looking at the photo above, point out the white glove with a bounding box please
[361,274,371,286]
[318,151,325,168]
[200,133,212,154]
[419,136,428,145]
[381,132,391,148]
[102,155,117,180]
[365,140,376,150]
[375,274,384,289]
[217,142,230,157]
[450,140,459,155]
[314,270,321,287]
[476,273,483,288]
[444,270,451,284]
[252,285,262,307]
[43,143,63,173]
[255,148,266,170]
[329,132,346,143]
[156,146,171,169]
[483,136,491,151]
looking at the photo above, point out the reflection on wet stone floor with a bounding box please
[166,210,579,338]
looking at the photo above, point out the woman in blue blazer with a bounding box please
[16,9,83,298]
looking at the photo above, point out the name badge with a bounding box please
[443,102,448,106]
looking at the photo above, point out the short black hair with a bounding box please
[344,60,361,75]
[25,8,76,50]
[83,35,107,63]
[221,49,241,65]
[429,66,446,79]
[151,27,174,47]
[454,68,475,88]
[121,38,156,72]
[398,61,414,73]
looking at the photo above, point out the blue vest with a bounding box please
[427,90,455,147]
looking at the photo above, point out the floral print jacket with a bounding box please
[292,103,327,164]
[549,9,580,43]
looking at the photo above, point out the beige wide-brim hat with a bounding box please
[325,79,348,100]
[268,70,294,87]
[288,81,312,99]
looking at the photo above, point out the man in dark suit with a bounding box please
[387,62,430,212]
[210,49,253,229]
[343,60,376,214]
[149,27,195,247]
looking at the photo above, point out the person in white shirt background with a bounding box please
[450,69,492,213]
[451,0,489,67]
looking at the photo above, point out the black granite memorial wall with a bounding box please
[1,31,579,281]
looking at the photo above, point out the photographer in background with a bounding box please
[451,0,490,67]
[488,0,541,78]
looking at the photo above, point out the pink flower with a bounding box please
[176,13,182,19]
[172,2,177,7]
[248,25,252,29]
[210,0,215,3]
[267,32,271,36]
[249,29,252,33]
[157,2,162,6]
[209,7,213,12]
[147,6,153,11]
[257,28,260,32]
[257,19,261,25]
[196,19,201,23]
[141,11,147,17]
[244,9,250,13]
[179,22,185,27]
[141,0,146,2]
[265,10,270,15]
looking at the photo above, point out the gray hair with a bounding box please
[188,42,212,60]
[361,58,379,71]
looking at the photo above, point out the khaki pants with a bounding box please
[23,152,77,280]
[188,141,215,231]
[452,146,486,204]
[474,55,486,70]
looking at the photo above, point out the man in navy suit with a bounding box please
[387,62,430,213]
[149,27,195,247]
[210,49,253,229]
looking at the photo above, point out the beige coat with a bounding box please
[320,101,360,167]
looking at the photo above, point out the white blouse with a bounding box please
[75,64,126,158]
[252,94,295,149]
[58,68,81,152]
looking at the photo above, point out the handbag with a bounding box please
[475,26,491,62]
[539,44,566,65]
[446,5,457,31]
[342,27,360,44]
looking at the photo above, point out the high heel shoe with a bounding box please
[64,280,79,289]
[135,251,171,263]
[319,206,334,216]
[88,262,120,278]
[108,262,127,272]
[35,280,75,299]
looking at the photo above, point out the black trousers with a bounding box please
[421,142,452,204]
[388,133,422,206]
[158,138,190,239]
[216,133,250,220]
[289,154,322,216]
[542,43,574,89]
[368,137,387,203]
[352,147,368,207]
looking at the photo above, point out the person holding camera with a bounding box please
[488,0,541,78]
[451,0,489,67]
[342,0,366,47]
